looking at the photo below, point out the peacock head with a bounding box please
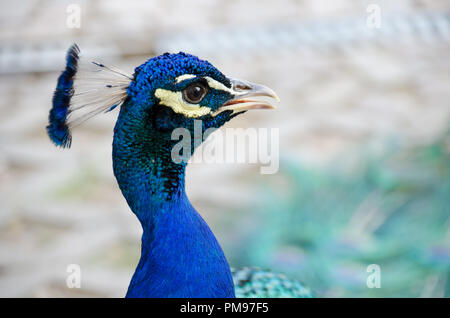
[126,52,278,132]
[128,53,278,128]
[48,45,278,158]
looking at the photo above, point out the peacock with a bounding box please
[47,44,312,298]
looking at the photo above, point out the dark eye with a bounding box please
[182,82,208,104]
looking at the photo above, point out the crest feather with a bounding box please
[47,44,131,148]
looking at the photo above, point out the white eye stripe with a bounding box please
[175,74,197,83]
[175,74,239,95]
[204,77,238,95]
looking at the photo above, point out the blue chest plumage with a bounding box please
[126,194,234,298]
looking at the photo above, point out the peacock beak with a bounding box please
[211,78,279,117]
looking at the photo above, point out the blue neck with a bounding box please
[112,101,234,298]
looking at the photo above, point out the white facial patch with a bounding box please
[155,88,212,118]
[159,74,242,118]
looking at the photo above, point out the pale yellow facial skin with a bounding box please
[154,88,212,118]
[154,74,241,118]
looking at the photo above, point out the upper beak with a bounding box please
[211,78,279,117]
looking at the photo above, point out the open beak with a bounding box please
[211,78,279,117]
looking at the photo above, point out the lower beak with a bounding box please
[211,78,279,117]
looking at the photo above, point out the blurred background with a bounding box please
[0,0,449,297]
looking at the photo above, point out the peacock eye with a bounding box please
[182,82,208,104]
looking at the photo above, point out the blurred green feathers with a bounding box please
[230,130,449,297]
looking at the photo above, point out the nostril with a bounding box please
[235,83,251,90]
[230,78,253,91]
